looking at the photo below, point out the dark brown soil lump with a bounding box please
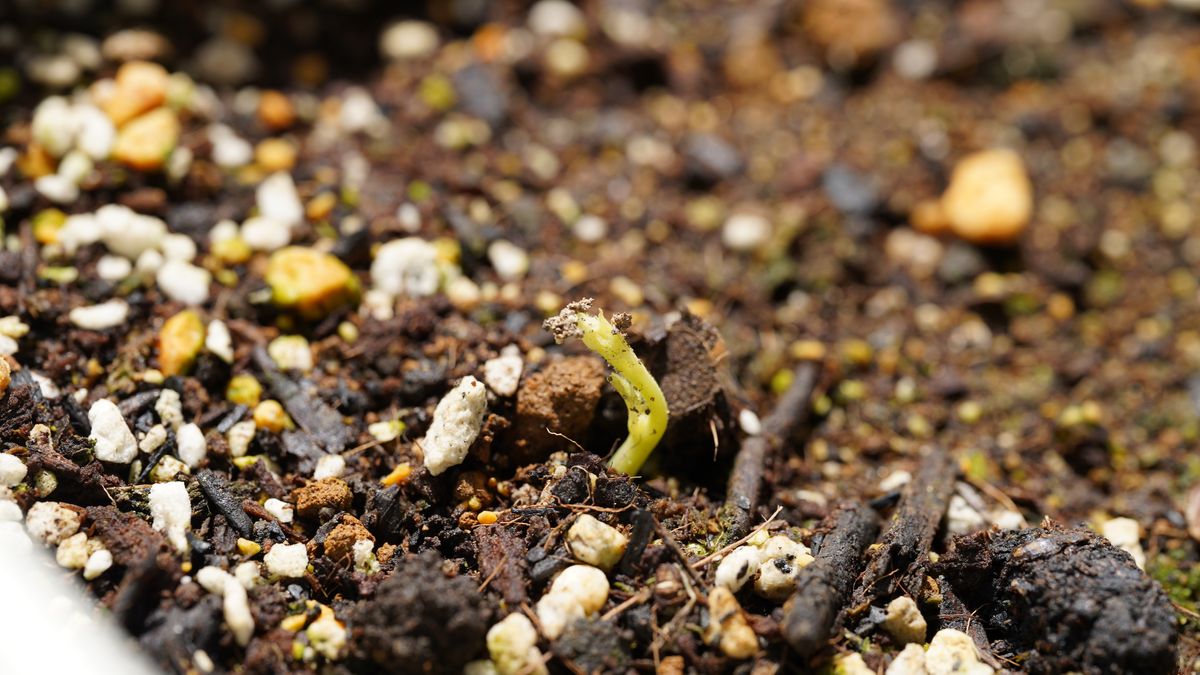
[512,356,606,463]
[347,551,490,675]
[293,477,353,520]
[323,514,374,564]
[935,526,1178,674]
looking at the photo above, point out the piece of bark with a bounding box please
[195,469,254,538]
[935,525,1177,674]
[475,524,529,606]
[782,501,879,660]
[721,361,820,541]
[254,346,352,453]
[851,445,956,609]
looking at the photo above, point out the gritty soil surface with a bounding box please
[2,1,1200,674]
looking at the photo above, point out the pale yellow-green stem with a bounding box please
[572,310,668,475]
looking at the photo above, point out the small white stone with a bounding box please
[536,564,611,639]
[307,610,348,659]
[368,419,404,443]
[715,545,762,592]
[886,643,929,675]
[263,542,308,578]
[162,233,197,261]
[149,481,192,553]
[339,88,383,135]
[0,453,28,486]
[263,498,294,524]
[240,216,291,251]
[267,335,312,371]
[483,352,523,397]
[566,514,628,571]
[57,150,93,185]
[379,20,440,61]
[353,539,379,574]
[210,125,253,168]
[176,422,207,468]
[704,586,758,659]
[883,596,927,645]
[257,172,303,227]
[487,613,546,675]
[209,219,239,243]
[738,409,762,436]
[68,299,129,331]
[98,206,166,258]
[32,96,76,157]
[226,420,256,458]
[156,389,184,430]
[371,237,442,297]
[0,520,33,554]
[25,501,83,545]
[56,531,92,569]
[27,54,81,88]
[894,39,938,81]
[992,510,1025,531]
[205,320,233,363]
[313,454,346,480]
[35,174,80,204]
[946,495,987,537]
[925,629,993,675]
[572,214,608,243]
[0,500,21,522]
[74,104,115,160]
[1101,517,1145,569]
[88,398,138,463]
[136,249,164,275]
[150,455,189,483]
[487,240,530,281]
[835,653,875,675]
[754,535,814,601]
[722,213,772,252]
[96,255,133,281]
[529,0,588,38]
[0,147,16,177]
[421,376,488,476]
[445,277,482,311]
[397,203,421,232]
[880,470,913,492]
[83,548,113,580]
[195,566,256,646]
[234,561,261,589]
[156,259,211,305]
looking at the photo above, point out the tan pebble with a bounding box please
[112,107,179,171]
[102,61,169,126]
[258,90,296,130]
[941,148,1033,245]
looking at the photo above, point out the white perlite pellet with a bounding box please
[535,564,609,639]
[226,420,256,458]
[420,376,488,476]
[263,498,294,524]
[487,613,547,675]
[88,399,138,463]
[156,259,211,305]
[267,335,312,372]
[176,422,207,468]
[882,596,927,645]
[0,453,28,486]
[68,299,129,330]
[487,240,530,281]
[370,237,442,297]
[256,172,303,228]
[83,549,113,580]
[205,320,233,363]
[379,20,440,61]
[96,255,133,281]
[195,566,255,645]
[566,514,628,571]
[25,501,83,545]
[313,454,346,480]
[156,388,183,430]
[240,216,290,251]
[263,542,308,578]
[714,545,761,592]
[149,481,191,553]
[483,349,523,397]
